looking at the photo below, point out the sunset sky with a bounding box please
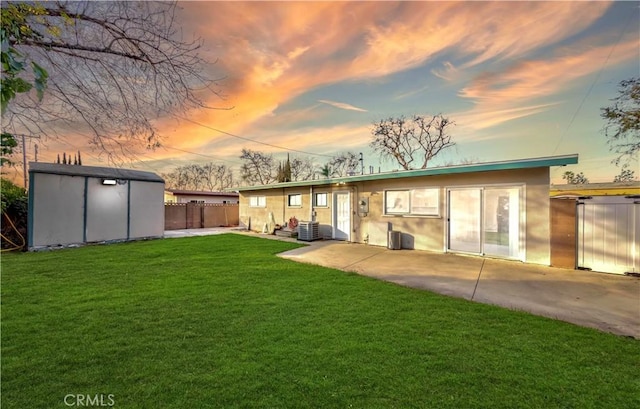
[19,1,640,184]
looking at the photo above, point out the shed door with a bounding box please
[333,191,350,241]
[578,196,639,274]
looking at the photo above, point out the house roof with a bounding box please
[233,154,579,192]
[29,162,164,183]
[166,189,239,197]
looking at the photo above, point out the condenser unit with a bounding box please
[298,221,320,241]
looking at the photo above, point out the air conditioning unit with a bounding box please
[388,230,401,250]
[298,221,320,241]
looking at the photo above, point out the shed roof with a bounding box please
[29,162,164,183]
[233,154,579,192]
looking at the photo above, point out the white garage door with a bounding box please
[577,196,639,274]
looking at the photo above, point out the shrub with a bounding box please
[1,178,27,250]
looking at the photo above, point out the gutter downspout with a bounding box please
[310,185,314,222]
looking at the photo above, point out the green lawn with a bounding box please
[2,234,638,409]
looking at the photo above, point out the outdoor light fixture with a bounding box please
[102,179,117,185]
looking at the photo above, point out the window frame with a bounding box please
[384,187,440,217]
[313,192,328,207]
[249,195,266,208]
[410,188,440,216]
[385,190,410,215]
[287,193,302,208]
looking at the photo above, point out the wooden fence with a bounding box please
[165,203,239,230]
[550,198,576,269]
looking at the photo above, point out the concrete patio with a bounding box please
[277,239,640,339]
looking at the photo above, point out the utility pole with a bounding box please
[17,134,40,189]
[359,152,364,175]
[21,134,27,188]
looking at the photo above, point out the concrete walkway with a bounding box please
[164,227,245,238]
[277,240,640,339]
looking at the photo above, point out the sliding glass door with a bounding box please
[448,189,482,253]
[483,187,520,258]
[448,186,522,260]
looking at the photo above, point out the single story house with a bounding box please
[164,189,239,204]
[28,162,165,249]
[236,154,579,266]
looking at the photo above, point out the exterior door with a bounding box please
[448,188,481,253]
[448,186,523,259]
[483,187,520,258]
[333,191,350,241]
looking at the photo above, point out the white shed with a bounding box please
[28,162,165,249]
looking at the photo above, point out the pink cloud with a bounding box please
[457,36,639,131]
[141,2,618,159]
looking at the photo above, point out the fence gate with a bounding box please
[577,196,639,274]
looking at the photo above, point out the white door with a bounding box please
[483,187,521,259]
[333,191,350,241]
[448,188,481,253]
[578,196,639,274]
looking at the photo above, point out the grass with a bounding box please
[2,234,639,408]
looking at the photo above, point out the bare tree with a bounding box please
[239,149,277,186]
[201,163,234,190]
[162,166,190,190]
[163,162,235,191]
[1,1,224,163]
[184,164,205,191]
[370,114,455,170]
[327,152,359,177]
[290,157,316,181]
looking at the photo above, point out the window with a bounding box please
[249,196,266,207]
[314,192,328,207]
[288,194,302,207]
[385,190,410,214]
[410,188,440,216]
[385,188,439,216]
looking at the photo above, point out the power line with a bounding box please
[167,111,334,158]
[161,145,243,165]
[552,8,635,154]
